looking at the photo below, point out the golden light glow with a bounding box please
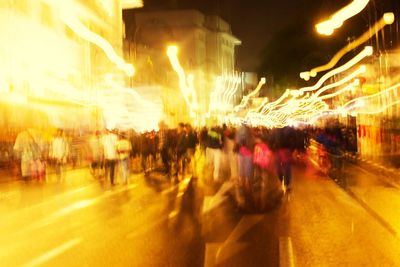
[234,77,266,112]
[100,74,162,131]
[121,0,144,9]
[299,46,372,93]
[60,5,135,77]
[207,72,242,119]
[316,0,370,36]
[303,13,394,79]
[242,58,370,128]
[167,45,199,118]
[291,84,400,125]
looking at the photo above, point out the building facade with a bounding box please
[125,9,241,126]
[329,50,400,167]
[0,0,131,130]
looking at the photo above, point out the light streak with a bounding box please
[294,83,400,125]
[60,6,135,77]
[225,74,241,107]
[316,0,370,36]
[357,100,400,115]
[167,45,199,118]
[122,0,144,9]
[302,13,394,79]
[253,47,371,119]
[342,83,400,109]
[234,77,266,112]
[298,46,372,93]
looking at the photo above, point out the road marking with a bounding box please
[204,243,219,267]
[221,215,264,245]
[166,177,193,222]
[22,238,82,267]
[216,215,264,262]
[202,180,234,214]
[205,242,248,267]
[31,183,138,229]
[279,237,295,267]
[205,215,264,266]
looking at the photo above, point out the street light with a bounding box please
[167,45,179,55]
[315,0,370,36]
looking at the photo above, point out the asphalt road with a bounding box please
[0,163,399,267]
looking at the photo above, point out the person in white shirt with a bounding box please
[117,132,132,185]
[50,129,69,181]
[102,129,118,185]
[89,131,104,177]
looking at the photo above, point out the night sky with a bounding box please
[124,0,400,88]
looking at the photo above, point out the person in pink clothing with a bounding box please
[235,123,255,200]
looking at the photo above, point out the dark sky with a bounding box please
[124,0,400,87]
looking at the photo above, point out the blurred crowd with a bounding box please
[1,122,360,209]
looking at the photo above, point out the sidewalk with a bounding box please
[286,166,400,266]
[342,160,400,237]
[345,152,400,186]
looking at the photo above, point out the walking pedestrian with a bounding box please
[88,130,104,177]
[117,132,132,185]
[175,122,188,179]
[50,129,69,181]
[13,128,45,182]
[158,121,171,177]
[102,129,118,185]
[235,123,255,206]
[273,127,294,192]
[206,125,223,183]
[185,123,198,177]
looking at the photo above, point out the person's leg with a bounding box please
[229,152,238,180]
[141,154,147,173]
[125,159,130,184]
[244,155,253,193]
[110,160,116,185]
[161,148,169,174]
[213,149,221,182]
[187,148,195,176]
[283,161,292,188]
[275,152,283,184]
[55,161,61,180]
[235,155,246,207]
[120,159,128,184]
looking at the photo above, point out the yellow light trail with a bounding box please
[286,66,366,114]
[252,47,371,118]
[342,83,400,109]
[316,0,370,36]
[234,77,266,112]
[60,6,135,77]
[167,45,198,118]
[302,13,394,80]
[294,83,400,125]
[224,74,241,107]
[244,67,365,128]
[122,0,144,9]
[298,46,372,93]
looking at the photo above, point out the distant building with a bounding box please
[124,9,241,125]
